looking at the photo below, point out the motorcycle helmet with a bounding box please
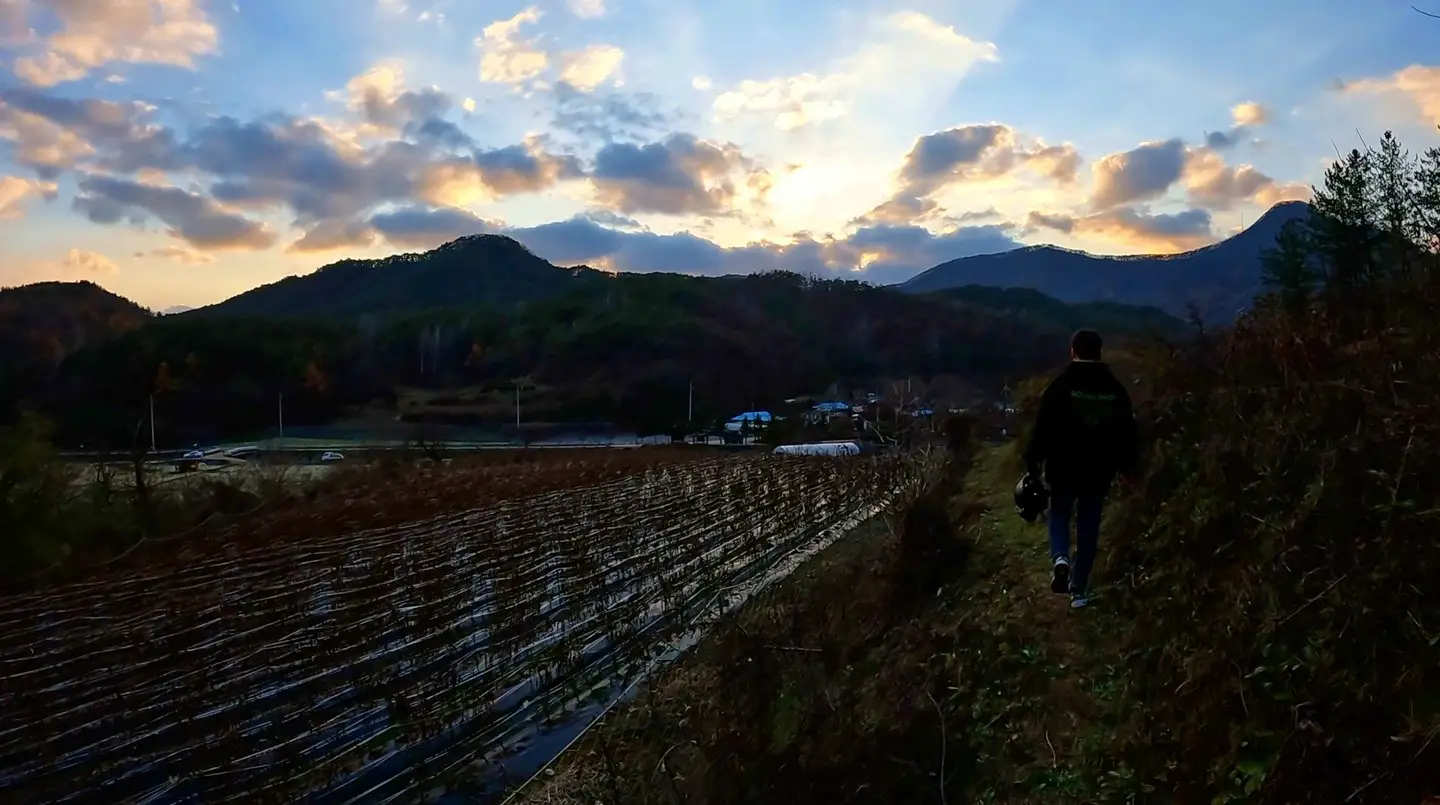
[1014,473,1049,523]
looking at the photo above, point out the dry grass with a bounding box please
[2,452,915,803]
[512,269,1440,804]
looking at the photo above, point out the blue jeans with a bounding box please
[1049,486,1104,596]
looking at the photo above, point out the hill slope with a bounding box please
[39,271,1186,447]
[932,285,1191,341]
[900,201,1309,321]
[0,281,152,422]
[192,235,606,318]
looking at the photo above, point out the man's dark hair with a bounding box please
[1071,329,1103,361]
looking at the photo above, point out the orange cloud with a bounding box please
[12,0,218,86]
[1340,65,1440,126]
[62,248,119,275]
[1027,206,1215,253]
[476,8,548,86]
[0,174,58,218]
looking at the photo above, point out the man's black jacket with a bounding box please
[1022,360,1138,493]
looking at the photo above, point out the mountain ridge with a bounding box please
[190,234,610,319]
[898,200,1310,319]
[112,202,1312,323]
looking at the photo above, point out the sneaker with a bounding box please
[1050,557,1071,594]
[1070,594,1089,609]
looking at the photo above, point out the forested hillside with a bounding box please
[0,282,153,426]
[15,270,1184,447]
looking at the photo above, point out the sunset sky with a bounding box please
[1,0,1437,310]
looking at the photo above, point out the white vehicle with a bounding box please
[182,449,205,459]
[319,451,345,462]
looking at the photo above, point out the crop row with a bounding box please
[15,447,720,587]
[0,453,920,803]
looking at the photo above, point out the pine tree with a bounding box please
[1261,219,1317,316]
[1307,147,1381,295]
[1370,131,1419,277]
[1415,137,1440,255]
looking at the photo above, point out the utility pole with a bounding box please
[278,391,284,439]
[688,381,693,423]
[515,385,521,428]
[149,394,156,452]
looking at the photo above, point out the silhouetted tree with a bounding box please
[1308,147,1381,296]
[1261,220,1319,316]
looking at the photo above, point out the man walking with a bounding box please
[1022,329,1138,609]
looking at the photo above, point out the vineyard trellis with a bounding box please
[0,452,926,803]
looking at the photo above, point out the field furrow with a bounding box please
[0,452,919,803]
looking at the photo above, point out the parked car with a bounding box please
[320,451,345,462]
[182,449,205,459]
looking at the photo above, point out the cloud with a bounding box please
[1090,134,1308,212]
[135,244,218,264]
[327,60,451,137]
[1090,138,1188,209]
[559,44,624,92]
[0,0,29,43]
[137,109,570,220]
[3,74,594,259]
[476,7,548,86]
[953,207,1002,223]
[1339,65,1440,126]
[367,204,500,248]
[73,174,277,250]
[287,217,379,253]
[0,174,58,218]
[1204,101,1272,150]
[568,0,605,18]
[590,133,768,216]
[500,215,1020,285]
[691,76,711,91]
[1231,101,1269,127]
[713,72,850,131]
[62,248,119,275]
[414,139,584,206]
[550,82,672,142]
[1183,148,1309,209]
[864,124,1080,223]
[12,0,219,86]
[1252,181,1312,207]
[1026,206,1214,253]
[0,88,165,176]
[711,11,997,131]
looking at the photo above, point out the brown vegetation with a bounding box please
[0,448,926,803]
[514,130,1440,804]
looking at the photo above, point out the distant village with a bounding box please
[716,379,1019,449]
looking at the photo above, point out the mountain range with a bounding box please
[900,200,1309,322]
[0,201,1306,445]
[182,201,1307,323]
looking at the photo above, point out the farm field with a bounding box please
[0,450,923,803]
[43,447,740,577]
